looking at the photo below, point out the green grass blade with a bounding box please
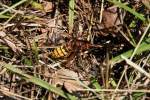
[1,62,77,99]
[23,57,33,66]
[108,0,146,21]
[0,15,10,18]
[129,23,150,60]
[68,0,75,33]
[30,1,44,11]
[91,78,101,89]
[111,37,150,65]
[0,0,28,15]
[0,45,9,49]
[31,40,39,64]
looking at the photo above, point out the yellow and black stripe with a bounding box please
[49,45,70,59]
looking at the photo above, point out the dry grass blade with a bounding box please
[142,0,150,10]
[0,0,27,15]
[0,3,23,14]
[121,55,150,79]
[0,0,149,99]
[130,22,150,60]
[0,62,77,99]
[68,0,75,33]
[111,22,150,99]
[78,89,150,93]
[0,88,31,100]
[0,31,23,52]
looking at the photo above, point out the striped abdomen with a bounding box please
[49,45,71,59]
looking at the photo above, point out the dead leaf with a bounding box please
[51,69,89,93]
[0,31,6,37]
[102,7,121,28]
[64,80,86,93]
[42,1,53,12]
[142,0,150,10]
[4,39,18,52]
[0,31,23,52]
